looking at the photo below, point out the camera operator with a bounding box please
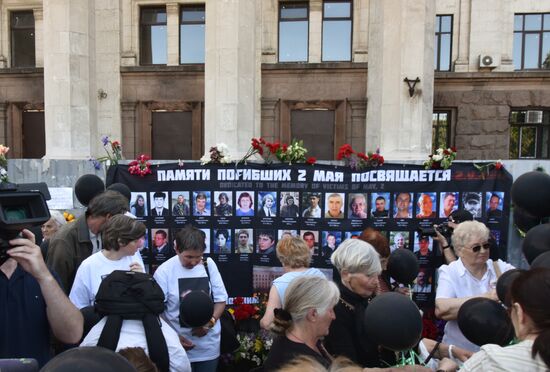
[0,229,83,367]
[433,210,474,264]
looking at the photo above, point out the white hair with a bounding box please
[331,238,381,276]
[49,210,67,227]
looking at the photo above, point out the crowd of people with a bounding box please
[1,181,549,372]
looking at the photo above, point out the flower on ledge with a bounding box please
[239,138,316,165]
[200,143,232,165]
[90,136,123,169]
[337,144,384,170]
[474,159,504,178]
[0,144,9,183]
[423,147,457,170]
[128,154,152,177]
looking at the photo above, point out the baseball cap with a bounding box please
[449,209,474,223]
[463,192,481,203]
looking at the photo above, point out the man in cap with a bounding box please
[462,192,482,218]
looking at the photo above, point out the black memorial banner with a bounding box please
[109,162,512,308]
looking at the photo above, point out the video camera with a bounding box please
[417,221,454,242]
[0,182,51,265]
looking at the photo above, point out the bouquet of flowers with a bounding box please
[128,154,153,177]
[239,138,316,165]
[337,144,384,170]
[0,145,9,183]
[94,136,123,167]
[200,143,232,165]
[423,147,457,170]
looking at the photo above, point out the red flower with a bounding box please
[281,144,288,153]
[450,147,457,153]
[306,156,317,165]
[495,162,503,170]
[357,152,369,161]
[337,144,354,160]
[443,149,450,155]
[233,297,244,305]
[267,142,281,153]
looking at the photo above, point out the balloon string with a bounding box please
[396,350,419,366]
[408,284,412,300]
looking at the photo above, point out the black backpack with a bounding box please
[94,270,169,372]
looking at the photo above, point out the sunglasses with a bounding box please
[469,242,491,253]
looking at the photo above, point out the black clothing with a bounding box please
[321,245,335,258]
[215,203,232,217]
[263,336,330,372]
[151,207,169,217]
[371,210,389,218]
[487,208,503,218]
[280,204,299,218]
[324,282,395,368]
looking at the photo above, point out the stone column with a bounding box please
[309,0,322,63]
[43,0,95,159]
[366,0,435,160]
[204,0,259,156]
[353,0,368,63]
[454,0,471,72]
[33,8,43,68]
[166,3,179,66]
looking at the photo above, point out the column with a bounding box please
[365,0,435,160]
[454,0,471,72]
[33,8,43,68]
[166,3,179,66]
[309,0,322,63]
[204,0,260,157]
[43,0,95,158]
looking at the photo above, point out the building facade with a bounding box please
[0,0,549,161]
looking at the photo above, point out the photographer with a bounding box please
[0,229,83,367]
[432,210,473,264]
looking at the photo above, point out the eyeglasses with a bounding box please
[468,242,491,253]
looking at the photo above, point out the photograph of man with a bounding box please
[390,231,409,252]
[462,192,482,218]
[280,192,299,218]
[413,232,433,261]
[152,228,172,257]
[412,269,432,293]
[301,192,322,218]
[257,192,276,217]
[256,230,275,255]
[370,193,390,218]
[235,229,254,254]
[344,231,362,240]
[486,192,504,218]
[171,192,190,217]
[199,228,210,254]
[415,193,437,218]
[130,193,147,217]
[138,230,150,256]
[393,192,412,218]
[214,191,233,217]
[213,229,231,254]
[321,231,341,258]
[278,230,298,240]
[235,191,255,216]
[348,193,368,219]
[300,230,318,255]
[324,193,345,219]
[150,191,169,217]
[439,192,458,218]
[192,191,211,216]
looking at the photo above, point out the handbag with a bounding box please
[203,259,240,354]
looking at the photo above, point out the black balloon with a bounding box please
[179,290,214,328]
[496,269,524,307]
[75,174,105,206]
[457,298,515,347]
[41,347,135,372]
[511,171,550,218]
[522,224,550,264]
[387,248,419,285]
[513,205,542,234]
[363,292,422,351]
[107,182,132,203]
[531,250,550,269]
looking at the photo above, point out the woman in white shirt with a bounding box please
[69,214,146,309]
[435,220,514,351]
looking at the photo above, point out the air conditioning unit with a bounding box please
[479,54,499,68]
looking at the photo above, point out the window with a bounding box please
[22,110,45,158]
[322,0,352,62]
[279,2,308,62]
[513,13,550,70]
[11,11,35,68]
[140,7,167,65]
[434,15,452,71]
[180,5,205,64]
[152,111,193,159]
[432,111,451,151]
[509,109,550,159]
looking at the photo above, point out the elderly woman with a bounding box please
[324,238,396,367]
[260,237,325,329]
[438,268,550,371]
[40,210,67,259]
[435,220,514,352]
[262,275,339,371]
[69,214,145,309]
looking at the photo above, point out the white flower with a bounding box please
[432,154,443,161]
[200,153,211,165]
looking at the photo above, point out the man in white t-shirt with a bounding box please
[154,226,228,372]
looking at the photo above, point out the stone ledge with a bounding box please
[0,67,44,75]
[262,62,368,71]
[436,70,550,81]
[120,65,205,73]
